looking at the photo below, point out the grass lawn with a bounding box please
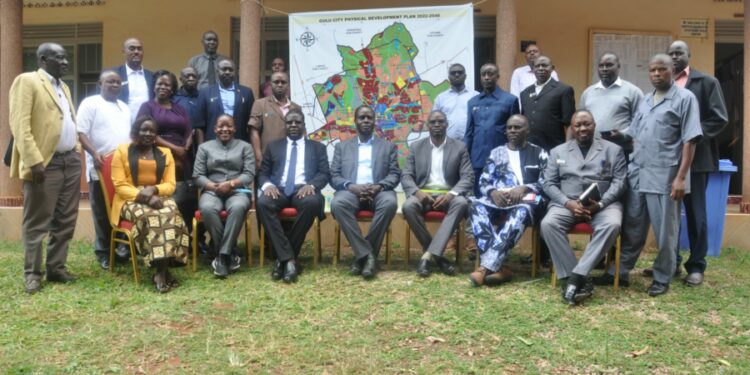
[1,240,748,374]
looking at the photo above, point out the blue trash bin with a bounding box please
[678,159,737,257]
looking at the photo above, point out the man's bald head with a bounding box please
[122,38,144,69]
[648,54,674,92]
[667,40,690,74]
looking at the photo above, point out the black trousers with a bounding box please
[257,192,321,262]
[680,172,708,273]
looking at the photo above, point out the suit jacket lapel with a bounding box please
[569,141,584,164]
[535,80,557,100]
[371,137,381,182]
[304,139,314,180]
[37,70,62,112]
[584,139,604,164]
[276,141,287,186]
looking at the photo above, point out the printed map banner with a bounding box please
[289,4,475,164]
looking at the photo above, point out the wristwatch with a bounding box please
[597,201,604,209]
[230,180,236,188]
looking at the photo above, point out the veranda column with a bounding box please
[0,0,23,206]
[495,0,517,91]
[239,0,262,93]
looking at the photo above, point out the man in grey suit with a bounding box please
[330,105,401,280]
[541,110,627,305]
[401,111,473,278]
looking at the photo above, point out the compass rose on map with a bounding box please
[298,31,316,47]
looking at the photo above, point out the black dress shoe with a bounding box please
[643,267,681,278]
[350,258,364,276]
[361,253,377,280]
[47,270,77,283]
[592,273,630,287]
[213,256,229,278]
[684,272,704,286]
[435,257,456,276]
[25,279,42,294]
[647,281,669,297]
[416,258,433,278]
[283,261,298,283]
[562,284,579,306]
[271,260,284,281]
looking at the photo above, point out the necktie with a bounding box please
[207,56,216,86]
[284,141,298,196]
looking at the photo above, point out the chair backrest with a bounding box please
[96,152,116,212]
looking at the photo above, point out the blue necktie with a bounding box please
[284,141,298,196]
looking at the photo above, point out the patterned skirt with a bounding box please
[121,198,189,267]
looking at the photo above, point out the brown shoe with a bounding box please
[485,266,513,286]
[445,234,457,252]
[469,267,488,287]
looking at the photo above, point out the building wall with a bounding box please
[23,0,742,96]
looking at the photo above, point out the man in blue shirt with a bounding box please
[464,63,520,195]
[434,64,477,141]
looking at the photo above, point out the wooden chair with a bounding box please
[403,211,466,270]
[258,207,322,267]
[543,222,622,291]
[333,210,392,267]
[97,152,142,285]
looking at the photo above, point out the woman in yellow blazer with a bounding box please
[111,116,189,293]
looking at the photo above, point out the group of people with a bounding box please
[9,34,727,305]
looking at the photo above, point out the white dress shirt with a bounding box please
[126,64,149,124]
[42,70,77,152]
[425,139,450,190]
[510,65,559,98]
[262,137,307,191]
[355,138,374,184]
[76,95,132,181]
[507,149,524,184]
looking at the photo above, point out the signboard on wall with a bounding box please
[681,18,709,38]
[289,4,475,167]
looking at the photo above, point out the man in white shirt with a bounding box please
[112,38,154,124]
[510,43,559,99]
[256,110,330,283]
[401,111,473,278]
[77,70,132,270]
[9,43,81,293]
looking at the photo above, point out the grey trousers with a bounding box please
[331,190,397,260]
[541,203,622,280]
[402,195,468,257]
[88,180,111,259]
[199,191,251,256]
[610,177,681,284]
[22,151,81,281]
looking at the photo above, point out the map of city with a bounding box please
[309,22,450,164]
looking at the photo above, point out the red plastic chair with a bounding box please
[333,210,392,268]
[258,207,322,267]
[543,222,622,291]
[97,152,142,285]
[403,211,466,270]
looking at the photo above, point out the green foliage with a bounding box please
[0,241,748,373]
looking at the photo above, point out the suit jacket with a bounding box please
[543,138,627,209]
[9,69,79,180]
[330,136,401,191]
[112,65,154,104]
[195,84,255,142]
[520,79,576,151]
[401,137,473,197]
[110,144,176,225]
[684,69,729,173]
[259,137,330,219]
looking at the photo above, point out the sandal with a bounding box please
[152,273,171,293]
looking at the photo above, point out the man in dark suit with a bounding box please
[195,59,255,144]
[649,40,727,286]
[112,38,154,124]
[256,109,330,283]
[519,55,576,152]
[402,110,473,277]
[330,105,401,280]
